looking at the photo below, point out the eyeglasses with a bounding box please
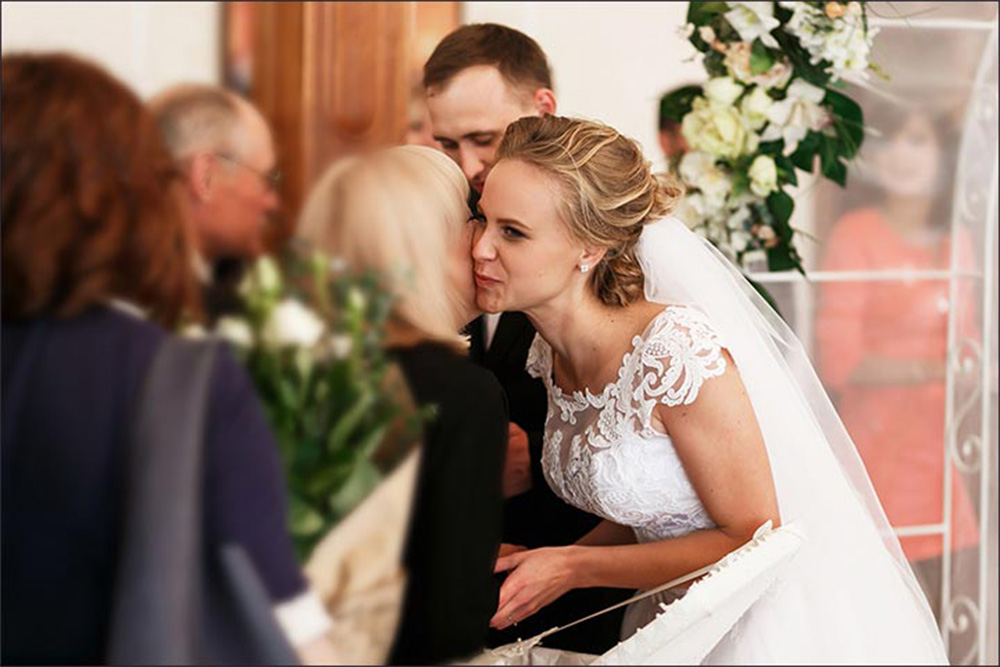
[214,152,282,191]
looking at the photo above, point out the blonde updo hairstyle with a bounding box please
[496,115,683,307]
[297,145,471,351]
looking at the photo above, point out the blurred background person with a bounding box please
[656,84,695,175]
[816,101,980,614]
[404,81,443,150]
[0,52,337,665]
[297,145,508,664]
[423,22,631,654]
[150,84,281,324]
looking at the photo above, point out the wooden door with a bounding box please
[223,1,461,244]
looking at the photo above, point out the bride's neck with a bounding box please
[526,292,658,388]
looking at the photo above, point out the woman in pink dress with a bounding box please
[817,106,979,616]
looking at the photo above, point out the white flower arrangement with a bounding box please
[197,252,421,560]
[666,1,875,274]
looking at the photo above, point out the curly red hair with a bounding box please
[1,52,200,327]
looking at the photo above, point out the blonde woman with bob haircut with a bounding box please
[297,145,509,665]
[475,116,946,663]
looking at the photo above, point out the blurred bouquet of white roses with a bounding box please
[667,1,877,273]
[210,251,424,560]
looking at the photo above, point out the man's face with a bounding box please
[427,65,539,193]
[201,110,280,260]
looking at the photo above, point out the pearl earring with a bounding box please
[580,263,590,274]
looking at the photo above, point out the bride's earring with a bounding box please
[580,263,590,273]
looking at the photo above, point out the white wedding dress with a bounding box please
[526,219,948,665]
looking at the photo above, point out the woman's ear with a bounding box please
[580,246,607,272]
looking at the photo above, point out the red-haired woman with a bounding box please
[1,53,336,664]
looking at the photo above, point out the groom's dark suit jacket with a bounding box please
[469,312,631,654]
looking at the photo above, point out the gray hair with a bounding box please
[149,84,251,160]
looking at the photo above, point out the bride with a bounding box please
[471,115,948,663]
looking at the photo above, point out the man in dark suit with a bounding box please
[150,85,281,324]
[423,23,630,654]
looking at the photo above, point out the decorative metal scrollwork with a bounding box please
[945,596,981,665]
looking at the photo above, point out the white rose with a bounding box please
[748,155,779,196]
[725,2,780,49]
[704,77,744,108]
[740,86,774,131]
[683,98,757,159]
[698,25,716,45]
[263,299,325,348]
[761,79,829,154]
[215,316,254,348]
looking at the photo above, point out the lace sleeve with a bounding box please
[632,306,728,432]
[525,333,551,380]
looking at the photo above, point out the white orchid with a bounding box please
[781,0,878,80]
[761,79,829,154]
[263,298,326,349]
[725,2,780,49]
[215,316,254,348]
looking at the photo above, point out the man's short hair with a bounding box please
[149,84,247,160]
[423,23,552,98]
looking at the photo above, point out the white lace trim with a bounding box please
[533,305,727,541]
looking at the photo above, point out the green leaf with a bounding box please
[325,388,377,453]
[328,458,381,518]
[766,190,794,234]
[774,155,798,187]
[731,170,750,198]
[757,140,784,156]
[766,245,804,273]
[659,85,703,123]
[687,1,729,27]
[703,49,728,78]
[790,131,822,172]
[750,38,775,75]
[289,497,324,537]
[823,89,865,159]
[820,136,847,187]
[773,30,831,88]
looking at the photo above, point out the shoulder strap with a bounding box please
[107,336,219,665]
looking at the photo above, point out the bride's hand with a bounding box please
[489,546,581,631]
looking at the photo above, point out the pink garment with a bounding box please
[817,207,979,562]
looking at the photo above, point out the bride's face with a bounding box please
[472,159,584,314]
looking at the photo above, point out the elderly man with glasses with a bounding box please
[150,84,281,323]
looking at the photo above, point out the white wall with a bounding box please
[463,2,704,171]
[1,2,220,99]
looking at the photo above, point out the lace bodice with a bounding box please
[528,305,727,543]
